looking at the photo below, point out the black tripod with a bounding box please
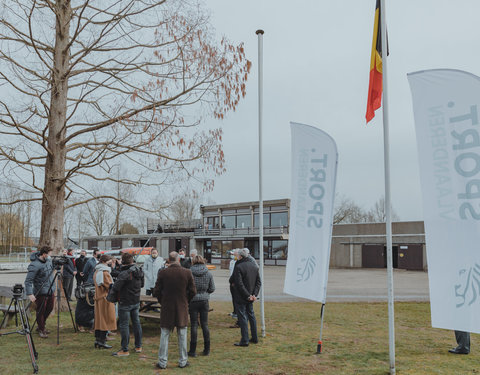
[50,264,78,344]
[0,284,39,374]
[28,263,78,345]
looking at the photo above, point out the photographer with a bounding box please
[24,245,55,338]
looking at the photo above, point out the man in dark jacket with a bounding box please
[82,249,99,284]
[153,251,196,369]
[229,247,261,347]
[62,249,76,301]
[111,252,144,357]
[24,246,55,338]
[75,250,88,285]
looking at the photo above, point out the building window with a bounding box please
[236,214,251,228]
[253,213,270,227]
[272,240,288,259]
[205,216,219,229]
[271,212,288,227]
[222,216,235,229]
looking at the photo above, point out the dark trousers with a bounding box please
[234,301,258,344]
[35,294,55,332]
[95,330,108,343]
[455,330,470,352]
[229,285,236,314]
[118,303,142,351]
[189,300,210,345]
[63,277,74,301]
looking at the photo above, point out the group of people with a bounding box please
[23,245,262,369]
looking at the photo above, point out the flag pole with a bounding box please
[316,303,325,354]
[256,29,266,337]
[379,1,395,374]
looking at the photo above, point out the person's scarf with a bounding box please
[95,263,111,287]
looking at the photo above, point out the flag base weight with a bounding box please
[316,340,322,354]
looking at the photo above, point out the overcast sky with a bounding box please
[198,0,480,221]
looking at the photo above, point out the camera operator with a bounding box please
[24,245,54,338]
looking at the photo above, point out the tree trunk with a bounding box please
[38,1,71,255]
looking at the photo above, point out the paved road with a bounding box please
[0,266,429,302]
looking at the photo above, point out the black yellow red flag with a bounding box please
[366,0,384,123]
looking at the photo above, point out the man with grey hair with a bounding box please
[243,248,259,268]
[153,251,197,369]
[229,247,261,347]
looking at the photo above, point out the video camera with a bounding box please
[12,283,23,297]
[51,255,69,268]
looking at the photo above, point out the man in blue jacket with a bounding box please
[24,246,55,338]
[82,249,100,284]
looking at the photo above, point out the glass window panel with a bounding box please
[271,212,288,227]
[236,208,251,214]
[222,216,235,229]
[211,240,222,258]
[253,213,270,227]
[221,240,232,258]
[272,240,288,259]
[232,240,244,249]
[236,214,251,228]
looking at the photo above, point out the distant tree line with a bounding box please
[334,195,400,224]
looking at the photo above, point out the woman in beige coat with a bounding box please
[93,254,116,349]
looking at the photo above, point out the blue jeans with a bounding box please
[118,303,142,352]
[158,327,188,368]
[234,301,258,344]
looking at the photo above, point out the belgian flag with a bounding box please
[366,0,385,123]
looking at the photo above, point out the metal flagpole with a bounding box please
[379,1,395,373]
[256,29,266,337]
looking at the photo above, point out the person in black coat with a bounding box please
[229,248,261,347]
[110,252,144,356]
[75,250,88,285]
[62,249,76,301]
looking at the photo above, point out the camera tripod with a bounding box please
[0,285,39,374]
[29,265,78,345]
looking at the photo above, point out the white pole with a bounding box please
[256,29,266,337]
[380,1,395,374]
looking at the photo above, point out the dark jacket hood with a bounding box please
[30,251,45,262]
[121,263,143,279]
[190,263,208,277]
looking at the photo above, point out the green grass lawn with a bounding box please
[0,301,478,374]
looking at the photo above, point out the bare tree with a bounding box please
[111,166,135,235]
[365,196,400,223]
[167,193,201,222]
[333,195,367,224]
[0,183,36,253]
[84,195,112,236]
[117,222,139,235]
[334,194,400,224]
[0,0,251,253]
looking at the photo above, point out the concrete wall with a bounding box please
[330,221,426,269]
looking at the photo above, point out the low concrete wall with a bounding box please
[330,221,426,269]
